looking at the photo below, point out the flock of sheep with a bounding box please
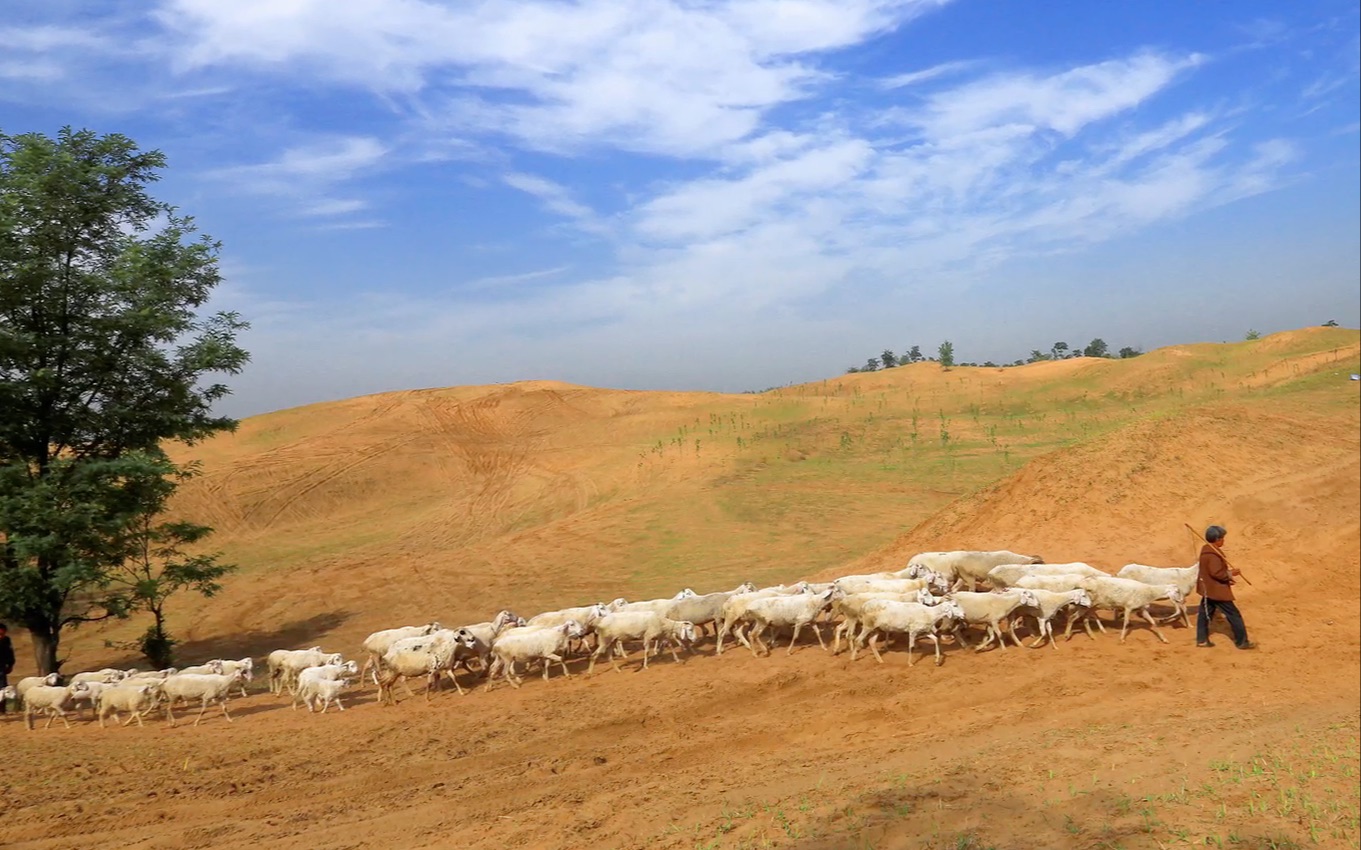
[6,550,1198,731]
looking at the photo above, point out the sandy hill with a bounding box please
[5,325,1359,850]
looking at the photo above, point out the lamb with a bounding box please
[1067,577,1186,644]
[485,620,589,691]
[95,682,162,728]
[23,683,89,730]
[855,599,966,665]
[586,613,698,673]
[383,628,483,696]
[664,584,756,638]
[377,631,478,702]
[160,671,246,727]
[714,589,794,654]
[292,660,360,709]
[358,622,442,684]
[1115,563,1198,626]
[739,589,839,657]
[986,562,1109,589]
[905,550,1045,591]
[941,590,1042,651]
[1010,588,1093,649]
[68,680,112,720]
[298,675,352,713]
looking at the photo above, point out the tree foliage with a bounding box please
[1082,338,1108,358]
[0,127,248,673]
[937,340,955,369]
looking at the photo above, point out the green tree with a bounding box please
[105,459,234,668]
[1051,341,1069,360]
[880,349,897,368]
[907,345,923,363]
[1245,329,1261,340]
[1027,349,1048,363]
[937,340,955,369]
[0,128,248,674]
[862,357,880,372]
[1323,319,1338,327]
[1082,338,1109,358]
[1118,346,1142,359]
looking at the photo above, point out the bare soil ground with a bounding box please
[3,328,1358,850]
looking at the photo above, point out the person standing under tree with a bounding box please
[0,623,14,713]
[1195,525,1256,650]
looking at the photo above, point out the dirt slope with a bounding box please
[2,328,1358,850]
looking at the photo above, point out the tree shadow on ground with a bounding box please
[94,610,354,670]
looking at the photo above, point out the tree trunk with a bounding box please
[28,623,61,676]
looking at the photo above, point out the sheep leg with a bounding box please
[193,699,210,727]
[786,622,802,656]
[715,621,730,655]
[868,633,886,664]
[953,622,974,649]
[336,696,346,711]
[444,668,466,696]
[746,623,764,657]
[1006,617,1025,648]
[810,622,827,650]
[401,677,417,699]
[928,632,944,666]
[904,632,917,667]
[666,638,683,665]
[609,641,628,673]
[1139,606,1169,643]
[832,622,846,655]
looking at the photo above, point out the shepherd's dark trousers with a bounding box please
[1196,598,1249,646]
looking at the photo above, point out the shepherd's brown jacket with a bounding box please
[1197,543,1234,602]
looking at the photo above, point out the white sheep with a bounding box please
[69,668,129,686]
[358,622,442,684]
[1067,576,1186,644]
[297,675,353,713]
[23,683,88,730]
[986,562,1109,588]
[124,667,178,682]
[612,588,699,618]
[714,585,816,654]
[377,631,477,702]
[855,599,966,665]
[176,660,227,677]
[451,611,525,679]
[829,591,919,655]
[941,589,1042,651]
[68,679,112,720]
[906,550,1045,591]
[160,671,245,727]
[16,673,62,700]
[485,621,589,691]
[95,682,162,728]
[1012,588,1093,649]
[270,648,343,695]
[586,613,698,673]
[739,589,839,656]
[833,575,948,598]
[1115,563,1198,626]
[664,583,757,638]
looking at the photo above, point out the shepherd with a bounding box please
[1195,525,1256,650]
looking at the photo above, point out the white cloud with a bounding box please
[207,136,387,218]
[879,60,974,89]
[911,52,1204,138]
[503,172,595,221]
[156,0,947,156]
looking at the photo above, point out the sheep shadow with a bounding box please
[93,610,355,671]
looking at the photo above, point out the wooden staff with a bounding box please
[1184,522,1253,586]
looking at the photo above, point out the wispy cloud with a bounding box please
[207,136,387,220]
[879,60,974,89]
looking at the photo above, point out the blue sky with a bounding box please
[3,0,1358,416]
